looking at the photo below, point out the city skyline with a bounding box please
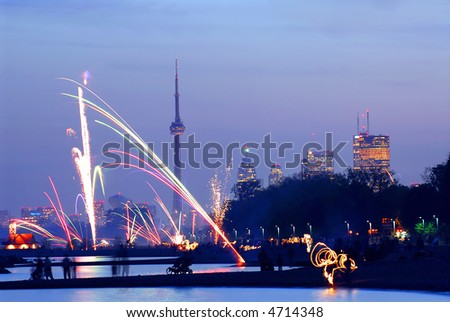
[1,1,449,216]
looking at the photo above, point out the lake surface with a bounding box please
[1,256,449,302]
[0,286,449,302]
[0,256,262,282]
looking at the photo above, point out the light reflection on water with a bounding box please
[1,257,449,302]
[0,287,449,302]
[0,259,262,282]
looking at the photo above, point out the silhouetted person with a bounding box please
[44,256,54,280]
[258,249,269,271]
[344,257,352,286]
[31,258,44,280]
[112,261,118,277]
[71,258,77,279]
[62,256,71,279]
[119,245,129,277]
[180,254,192,271]
[267,258,274,271]
[277,254,283,271]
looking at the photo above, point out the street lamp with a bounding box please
[307,223,312,235]
[260,226,265,241]
[367,220,372,236]
[291,224,296,237]
[275,225,280,243]
[419,217,425,232]
[391,218,395,234]
[433,215,439,231]
[233,228,237,242]
[345,221,350,235]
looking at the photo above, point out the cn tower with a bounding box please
[170,58,185,225]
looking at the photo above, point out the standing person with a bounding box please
[257,249,268,271]
[31,258,44,280]
[44,256,54,280]
[121,247,129,277]
[71,257,77,279]
[62,255,71,279]
[277,254,283,271]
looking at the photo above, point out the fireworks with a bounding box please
[66,128,77,137]
[61,78,245,263]
[82,70,91,86]
[114,202,162,246]
[71,84,97,249]
[44,177,83,249]
[310,242,357,285]
[209,169,231,244]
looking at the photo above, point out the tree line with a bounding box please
[224,153,450,241]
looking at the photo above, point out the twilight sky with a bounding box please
[1,0,449,217]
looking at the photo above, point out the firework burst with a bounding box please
[61,78,245,263]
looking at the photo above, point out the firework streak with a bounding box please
[61,78,245,263]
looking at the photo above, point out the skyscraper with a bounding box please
[94,200,106,227]
[170,59,185,220]
[301,150,334,179]
[0,210,9,228]
[268,163,283,186]
[233,156,262,200]
[353,111,390,173]
[353,135,390,172]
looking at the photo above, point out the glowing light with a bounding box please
[71,84,96,249]
[301,233,313,253]
[114,203,162,246]
[209,169,231,244]
[310,242,357,285]
[66,128,77,137]
[13,219,67,246]
[44,177,83,248]
[61,78,244,263]
[82,71,90,86]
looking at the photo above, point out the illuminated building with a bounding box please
[5,222,38,250]
[353,135,390,172]
[268,163,283,186]
[21,206,54,227]
[68,213,82,225]
[233,156,262,200]
[353,111,390,173]
[42,206,55,223]
[0,210,9,228]
[94,200,106,227]
[301,150,334,179]
[170,59,185,223]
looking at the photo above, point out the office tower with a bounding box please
[233,156,262,200]
[94,200,106,227]
[0,210,10,228]
[301,150,334,179]
[268,163,283,186]
[353,111,390,173]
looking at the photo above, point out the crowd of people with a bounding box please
[30,255,76,280]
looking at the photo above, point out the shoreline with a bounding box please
[0,260,449,293]
[1,244,449,294]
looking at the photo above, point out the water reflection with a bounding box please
[0,287,448,302]
[0,258,263,282]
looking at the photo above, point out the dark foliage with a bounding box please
[224,153,450,240]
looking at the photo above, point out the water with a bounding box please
[0,256,261,282]
[0,287,448,302]
[1,256,449,302]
